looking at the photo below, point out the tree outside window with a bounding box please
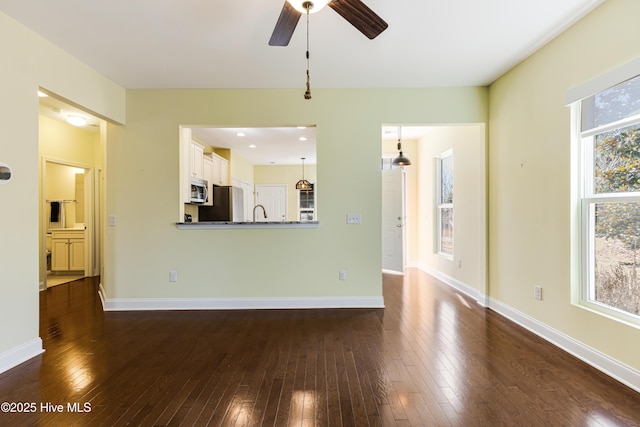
[581,74,640,319]
[437,150,454,258]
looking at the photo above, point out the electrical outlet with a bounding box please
[457,259,462,268]
[339,270,347,281]
[346,213,361,224]
[534,285,542,300]
[108,215,117,226]
[169,271,178,282]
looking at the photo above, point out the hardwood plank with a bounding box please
[0,272,639,426]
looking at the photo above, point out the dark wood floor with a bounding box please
[1,270,639,426]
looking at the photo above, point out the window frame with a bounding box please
[576,102,640,328]
[436,149,454,259]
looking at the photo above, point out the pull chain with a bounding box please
[304,3,312,100]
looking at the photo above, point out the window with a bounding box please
[437,150,454,258]
[578,74,640,323]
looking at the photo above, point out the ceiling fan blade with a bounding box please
[328,0,388,39]
[269,1,302,46]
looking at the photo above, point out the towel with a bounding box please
[50,201,60,222]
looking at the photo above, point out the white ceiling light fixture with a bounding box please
[66,114,87,127]
[286,0,329,14]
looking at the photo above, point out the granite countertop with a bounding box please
[176,221,319,229]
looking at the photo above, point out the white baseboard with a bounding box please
[0,338,44,375]
[418,265,640,394]
[104,296,385,311]
[418,263,488,307]
[489,298,640,394]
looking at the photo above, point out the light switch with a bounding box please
[108,215,117,226]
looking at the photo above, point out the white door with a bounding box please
[255,184,287,221]
[241,181,254,222]
[382,168,405,273]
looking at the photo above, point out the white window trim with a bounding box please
[565,57,640,106]
[436,149,454,260]
[572,98,640,329]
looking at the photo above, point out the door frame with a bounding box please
[40,158,99,289]
[255,184,288,222]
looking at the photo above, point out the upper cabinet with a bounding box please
[209,152,229,186]
[190,140,205,180]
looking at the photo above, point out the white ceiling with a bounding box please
[0,0,603,90]
[191,126,317,165]
[22,0,604,164]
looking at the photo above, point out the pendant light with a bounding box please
[296,157,312,190]
[392,126,411,166]
[303,2,313,100]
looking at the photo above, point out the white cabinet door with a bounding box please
[210,154,229,186]
[220,159,229,186]
[51,239,70,271]
[190,140,204,179]
[211,155,222,185]
[69,239,85,271]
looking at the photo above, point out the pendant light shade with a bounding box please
[296,157,312,190]
[392,126,411,166]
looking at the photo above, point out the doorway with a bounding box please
[38,92,104,290]
[42,160,99,288]
[382,167,406,273]
[255,184,287,221]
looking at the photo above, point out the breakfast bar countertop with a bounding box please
[176,221,319,229]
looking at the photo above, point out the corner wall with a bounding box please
[488,0,640,378]
[0,11,124,373]
[416,125,487,300]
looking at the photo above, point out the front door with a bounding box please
[255,184,287,221]
[382,167,405,273]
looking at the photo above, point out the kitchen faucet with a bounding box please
[253,204,267,222]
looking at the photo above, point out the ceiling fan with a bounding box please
[269,0,388,46]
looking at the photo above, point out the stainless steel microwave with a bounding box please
[190,177,208,204]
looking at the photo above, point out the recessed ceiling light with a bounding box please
[249,144,257,148]
[236,132,246,137]
[299,137,308,141]
[66,114,87,127]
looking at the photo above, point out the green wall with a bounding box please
[0,10,124,370]
[103,88,488,302]
[488,0,640,372]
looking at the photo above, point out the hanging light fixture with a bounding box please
[303,1,313,100]
[392,126,411,166]
[286,0,329,14]
[296,157,312,190]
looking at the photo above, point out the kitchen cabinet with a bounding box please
[203,155,213,206]
[190,140,205,180]
[298,183,316,221]
[210,152,229,186]
[51,229,84,272]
